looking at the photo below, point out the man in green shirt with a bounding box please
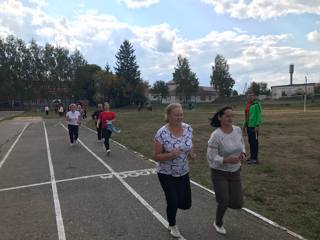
[243,90,262,164]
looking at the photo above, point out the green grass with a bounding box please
[16,102,320,239]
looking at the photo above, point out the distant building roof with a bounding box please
[271,83,316,88]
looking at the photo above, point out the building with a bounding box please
[271,83,316,99]
[150,80,219,103]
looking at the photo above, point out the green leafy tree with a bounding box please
[249,82,261,96]
[210,54,235,97]
[152,80,169,102]
[173,55,199,103]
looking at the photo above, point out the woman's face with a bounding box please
[70,105,76,112]
[168,107,183,126]
[219,109,233,127]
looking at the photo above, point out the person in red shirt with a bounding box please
[97,102,116,155]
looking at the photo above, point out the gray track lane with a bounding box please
[45,120,110,180]
[0,121,50,189]
[77,125,155,172]
[0,120,27,160]
[126,174,298,240]
[0,185,58,240]
[57,177,172,240]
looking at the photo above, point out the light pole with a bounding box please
[304,76,307,113]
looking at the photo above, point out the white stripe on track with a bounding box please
[43,121,66,240]
[0,122,30,169]
[60,123,175,234]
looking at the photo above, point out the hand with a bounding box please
[189,152,197,160]
[225,155,241,164]
[254,127,259,134]
[170,148,182,158]
[239,152,247,163]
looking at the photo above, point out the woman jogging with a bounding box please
[207,106,246,235]
[153,103,196,238]
[66,103,81,145]
[96,102,116,155]
[92,103,104,142]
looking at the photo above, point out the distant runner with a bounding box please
[66,103,81,145]
[92,103,104,142]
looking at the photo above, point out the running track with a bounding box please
[0,118,306,240]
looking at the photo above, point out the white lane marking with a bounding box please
[0,122,30,169]
[81,124,306,240]
[61,123,171,231]
[0,168,157,193]
[43,121,66,240]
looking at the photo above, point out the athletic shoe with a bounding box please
[70,142,74,146]
[168,225,182,238]
[106,149,111,155]
[213,221,227,235]
[247,159,258,164]
[74,139,78,144]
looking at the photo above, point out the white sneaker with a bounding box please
[106,149,111,155]
[70,142,74,146]
[74,139,78,144]
[168,225,182,238]
[213,221,227,235]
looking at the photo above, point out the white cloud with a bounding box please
[0,0,319,90]
[118,0,159,9]
[201,0,320,20]
[307,30,320,43]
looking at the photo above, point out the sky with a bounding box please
[1,0,320,93]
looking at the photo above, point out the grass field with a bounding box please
[16,101,320,239]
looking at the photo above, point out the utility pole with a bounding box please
[304,76,307,113]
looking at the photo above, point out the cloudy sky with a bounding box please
[1,0,320,92]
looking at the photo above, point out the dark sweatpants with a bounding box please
[211,169,243,227]
[158,173,192,226]
[68,124,79,143]
[102,128,112,150]
[246,127,259,161]
[97,124,102,140]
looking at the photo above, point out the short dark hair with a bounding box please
[210,106,233,128]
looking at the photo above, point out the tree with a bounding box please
[232,89,239,96]
[173,55,199,103]
[249,82,271,96]
[72,64,101,103]
[210,54,235,97]
[151,80,169,102]
[114,40,141,105]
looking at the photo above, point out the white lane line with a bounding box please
[81,124,306,240]
[60,123,171,231]
[43,121,66,240]
[0,168,157,193]
[0,122,30,169]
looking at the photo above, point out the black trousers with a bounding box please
[158,173,192,226]
[68,125,79,143]
[211,169,243,227]
[102,128,112,150]
[96,124,102,140]
[246,127,259,161]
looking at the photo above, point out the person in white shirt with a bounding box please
[66,104,81,145]
[207,106,246,235]
[45,106,49,115]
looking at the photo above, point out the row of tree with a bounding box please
[1,34,270,107]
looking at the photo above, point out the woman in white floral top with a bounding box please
[153,103,196,238]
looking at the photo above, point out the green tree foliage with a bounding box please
[249,81,271,96]
[210,54,235,97]
[151,80,169,102]
[173,55,199,103]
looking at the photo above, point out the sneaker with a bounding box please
[70,142,74,146]
[74,139,78,144]
[106,149,111,155]
[247,159,258,164]
[213,221,226,235]
[168,225,182,238]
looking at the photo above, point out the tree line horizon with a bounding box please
[0,35,270,107]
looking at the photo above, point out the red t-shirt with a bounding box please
[99,111,115,128]
[245,101,252,125]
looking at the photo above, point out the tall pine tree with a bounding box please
[114,40,141,104]
[210,54,235,97]
[173,55,199,103]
